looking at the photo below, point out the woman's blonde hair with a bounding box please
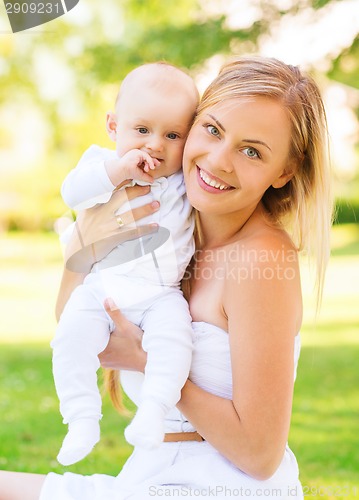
[103,369,130,416]
[195,56,333,305]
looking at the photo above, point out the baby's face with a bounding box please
[110,85,196,178]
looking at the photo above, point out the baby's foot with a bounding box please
[125,400,165,450]
[57,418,100,466]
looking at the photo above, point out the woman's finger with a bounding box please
[104,298,129,329]
[104,298,134,338]
[115,200,160,227]
[103,185,160,226]
[104,297,119,312]
[125,183,152,199]
[101,184,151,216]
[114,183,151,203]
[104,298,144,341]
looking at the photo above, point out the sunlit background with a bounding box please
[0,0,358,496]
[1,0,359,234]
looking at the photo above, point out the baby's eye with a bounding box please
[242,147,260,159]
[137,127,149,134]
[207,125,220,137]
[167,132,179,140]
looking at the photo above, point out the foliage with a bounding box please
[334,199,359,225]
[0,0,358,231]
[82,17,263,83]
[328,35,359,90]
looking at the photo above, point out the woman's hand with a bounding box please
[65,184,160,273]
[99,298,147,373]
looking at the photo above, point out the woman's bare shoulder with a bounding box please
[229,215,298,263]
[223,219,302,335]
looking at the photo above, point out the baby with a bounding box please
[52,62,199,466]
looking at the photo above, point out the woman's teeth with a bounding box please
[199,168,231,190]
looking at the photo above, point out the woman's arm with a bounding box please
[178,236,302,480]
[55,184,160,319]
[55,268,87,321]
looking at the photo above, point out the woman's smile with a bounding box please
[197,166,234,193]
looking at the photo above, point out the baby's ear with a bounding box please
[106,112,118,141]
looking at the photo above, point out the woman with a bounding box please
[0,56,332,499]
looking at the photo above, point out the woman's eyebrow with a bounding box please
[208,114,226,132]
[242,139,272,152]
[208,114,272,152]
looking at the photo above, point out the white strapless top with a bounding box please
[121,321,301,430]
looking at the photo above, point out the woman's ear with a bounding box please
[272,160,297,189]
[106,112,118,141]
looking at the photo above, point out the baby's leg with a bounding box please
[124,289,193,449]
[51,284,110,465]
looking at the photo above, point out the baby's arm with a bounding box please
[61,145,117,210]
[62,146,160,211]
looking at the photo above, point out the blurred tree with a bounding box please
[328,36,359,90]
[0,0,358,230]
[79,0,265,83]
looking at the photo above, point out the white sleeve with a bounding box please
[61,145,117,210]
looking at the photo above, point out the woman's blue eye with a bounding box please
[243,147,260,159]
[207,125,220,137]
[138,128,148,134]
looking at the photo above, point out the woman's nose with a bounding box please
[209,143,233,173]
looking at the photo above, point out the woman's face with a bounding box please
[183,96,294,218]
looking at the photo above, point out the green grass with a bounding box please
[0,343,133,475]
[0,227,359,498]
[290,340,359,498]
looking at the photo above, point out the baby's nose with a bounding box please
[146,136,163,152]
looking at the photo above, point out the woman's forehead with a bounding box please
[200,96,287,123]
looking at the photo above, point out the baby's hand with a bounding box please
[105,149,160,187]
[120,149,161,183]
